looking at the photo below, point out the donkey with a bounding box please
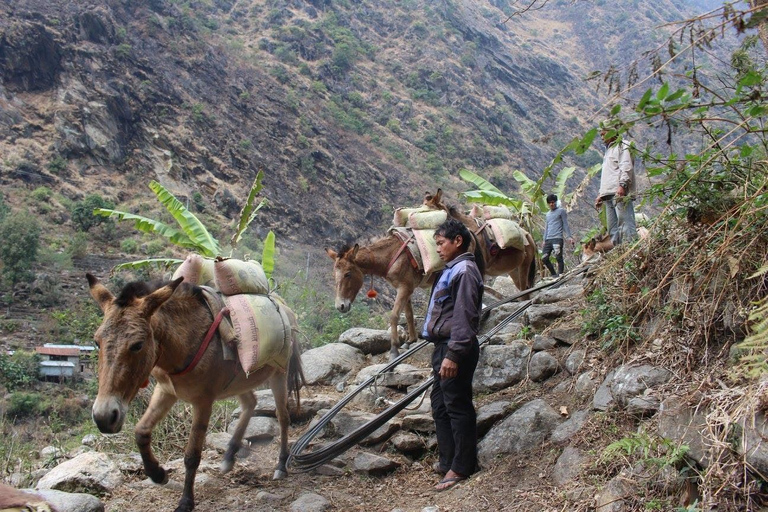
[86,274,304,512]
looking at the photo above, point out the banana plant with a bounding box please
[94,170,277,277]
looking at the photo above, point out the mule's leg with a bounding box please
[389,286,416,361]
[402,297,417,349]
[220,392,256,474]
[135,388,178,486]
[269,369,290,479]
[175,400,213,512]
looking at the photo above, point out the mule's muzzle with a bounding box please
[92,396,126,434]
[335,298,352,313]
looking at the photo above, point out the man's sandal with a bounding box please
[435,475,466,491]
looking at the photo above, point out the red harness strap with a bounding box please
[170,307,230,377]
[387,233,419,273]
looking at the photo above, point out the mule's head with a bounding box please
[422,188,444,210]
[86,273,183,434]
[325,245,363,313]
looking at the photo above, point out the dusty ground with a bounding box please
[100,375,588,512]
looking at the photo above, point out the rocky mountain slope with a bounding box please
[0,0,715,247]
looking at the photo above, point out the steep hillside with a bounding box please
[0,0,712,247]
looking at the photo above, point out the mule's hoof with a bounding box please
[220,459,234,474]
[273,469,287,480]
[149,467,169,485]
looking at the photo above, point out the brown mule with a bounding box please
[86,275,305,512]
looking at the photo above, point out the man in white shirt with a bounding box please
[595,124,637,246]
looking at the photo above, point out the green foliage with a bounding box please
[583,287,642,349]
[68,232,89,259]
[115,43,132,58]
[191,191,206,213]
[0,191,8,222]
[48,303,102,346]
[95,173,274,275]
[276,274,386,347]
[120,238,139,254]
[71,194,115,232]
[601,430,689,469]
[7,392,45,419]
[0,211,41,294]
[30,186,52,202]
[0,351,40,391]
[47,155,67,175]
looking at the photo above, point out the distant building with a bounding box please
[36,345,95,380]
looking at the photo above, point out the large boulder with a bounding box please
[473,342,530,392]
[301,343,365,385]
[478,399,562,465]
[36,452,123,496]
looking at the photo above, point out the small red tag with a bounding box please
[140,379,150,388]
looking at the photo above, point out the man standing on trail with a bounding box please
[421,218,484,492]
[541,193,573,278]
[595,121,637,246]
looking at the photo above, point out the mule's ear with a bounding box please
[325,248,338,260]
[87,273,114,312]
[140,277,184,318]
[434,188,442,203]
[351,244,360,260]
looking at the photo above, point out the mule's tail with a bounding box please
[287,332,306,412]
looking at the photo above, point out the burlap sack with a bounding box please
[393,206,430,227]
[407,210,447,229]
[223,294,292,375]
[486,218,527,250]
[412,229,445,274]
[172,253,215,286]
[214,258,269,295]
[470,204,514,220]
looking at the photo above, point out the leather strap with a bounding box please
[170,306,230,377]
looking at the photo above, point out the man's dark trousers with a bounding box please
[431,340,479,477]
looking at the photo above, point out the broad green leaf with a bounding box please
[111,258,184,274]
[665,89,686,102]
[261,231,276,279]
[574,129,598,154]
[610,104,622,115]
[739,70,763,88]
[230,171,267,252]
[461,190,521,210]
[149,181,221,258]
[93,209,199,250]
[637,88,653,110]
[554,167,576,198]
[656,82,670,100]
[458,169,503,194]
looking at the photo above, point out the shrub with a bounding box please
[30,186,52,202]
[47,155,67,175]
[0,211,41,295]
[7,392,46,419]
[120,238,139,254]
[0,351,40,391]
[71,194,114,232]
[68,232,89,259]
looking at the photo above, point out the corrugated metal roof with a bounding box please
[43,343,95,351]
[36,347,81,357]
[40,361,76,367]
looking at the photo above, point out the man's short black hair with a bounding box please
[546,194,558,204]
[434,218,471,251]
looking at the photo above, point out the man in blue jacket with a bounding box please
[542,193,574,277]
[421,218,484,491]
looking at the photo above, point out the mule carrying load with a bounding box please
[87,253,304,512]
[173,253,294,375]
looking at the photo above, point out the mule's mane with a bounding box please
[115,280,202,307]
